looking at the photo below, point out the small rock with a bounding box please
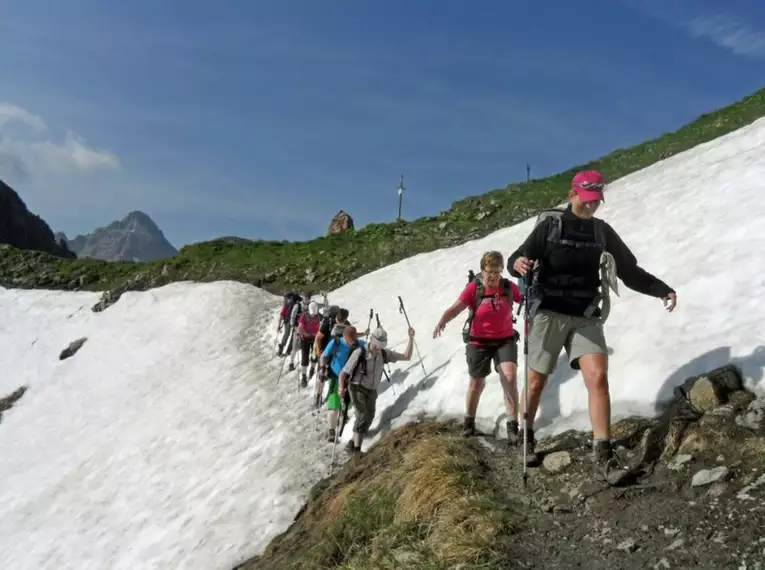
[543,451,572,473]
[707,482,728,498]
[668,454,693,471]
[59,337,88,361]
[664,527,680,537]
[539,497,555,513]
[617,539,638,553]
[438,222,447,230]
[689,376,723,412]
[692,466,729,487]
[653,557,671,569]
[735,398,765,430]
[665,538,685,551]
[710,404,734,416]
[737,473,765,501]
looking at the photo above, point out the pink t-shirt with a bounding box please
[458,280,521,343]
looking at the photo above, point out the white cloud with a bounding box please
[0,103,47,131]
[617,1,765,60]
[29,133,120,173]
[0,102,120,181]
[685,14,765,58]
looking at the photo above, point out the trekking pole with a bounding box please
[274,316,283,351]
[366,308,373,336]
[398,296,427,377]
[522,271,533,491]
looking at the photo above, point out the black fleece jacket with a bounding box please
[507,205,675,317]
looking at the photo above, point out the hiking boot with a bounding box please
[327,428,336,442]
[344,440,361,455]
[593,440,628,486]
[288,363,295,372]
[518,428,540,467]
[300,374,308,388]
[461,416,476,437]
[506,420,520,446]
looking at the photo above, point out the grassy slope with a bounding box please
[1,87,764,297]
[237,420,522,570]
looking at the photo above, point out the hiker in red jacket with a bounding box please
[433,250,522,442]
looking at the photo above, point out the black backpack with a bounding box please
[521,208,612,320]
[282,292,301,323]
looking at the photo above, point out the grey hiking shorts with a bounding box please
[528,309,607,375]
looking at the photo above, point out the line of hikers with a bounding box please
[275,290,415,456]
[274,170,678,485]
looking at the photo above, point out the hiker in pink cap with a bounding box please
[508,169,677,486]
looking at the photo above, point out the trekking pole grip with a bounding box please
[397,296,411,326]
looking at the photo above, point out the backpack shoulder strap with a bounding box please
[474,275,485,305]
[546,212,563,243]
[592,218,607,249]
[346,343,367,378]
[501,277,513,304]
[329,335,342,359]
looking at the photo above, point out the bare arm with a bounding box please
[441,300,469,326]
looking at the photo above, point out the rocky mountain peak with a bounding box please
[60,211,178,262]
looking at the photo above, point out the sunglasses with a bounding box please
[577,181,605,191]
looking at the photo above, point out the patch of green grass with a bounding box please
[240,421,520,570]
[2,87,764,298]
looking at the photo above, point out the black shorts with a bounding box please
[466,339,518,378]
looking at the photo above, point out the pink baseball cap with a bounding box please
[572,170,605,202]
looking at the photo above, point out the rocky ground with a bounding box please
[479,366,765,569]
[242,364,765,570]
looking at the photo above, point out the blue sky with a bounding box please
[0,0,763,248]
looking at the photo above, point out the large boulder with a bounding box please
[327,210,354,236]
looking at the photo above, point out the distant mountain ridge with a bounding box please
[58,211,178,262]
[0,179,75,258]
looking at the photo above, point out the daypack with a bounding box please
[281,292,301,323]
[462,271,517,344]
[348,345,390,382]
[327,333,357,373]
[518,208,618,321]
[300,313,320,337]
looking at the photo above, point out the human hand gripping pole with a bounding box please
[398,296,428,377]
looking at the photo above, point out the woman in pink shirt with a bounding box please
[433,250,522,440]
